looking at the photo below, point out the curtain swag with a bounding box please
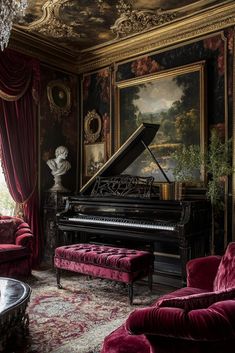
[0,48,43,267]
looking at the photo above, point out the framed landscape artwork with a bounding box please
[115,62,206,182]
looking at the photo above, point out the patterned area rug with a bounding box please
[6,267,168,353]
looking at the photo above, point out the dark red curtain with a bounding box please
[0,49,43,267]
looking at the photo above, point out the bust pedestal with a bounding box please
[43,190,70,264]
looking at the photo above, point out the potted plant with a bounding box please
[171,144,202,199]
[204,128,233,254]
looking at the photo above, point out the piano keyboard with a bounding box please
[67,214,176,231]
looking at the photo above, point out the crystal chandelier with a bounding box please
[0,0,28,51]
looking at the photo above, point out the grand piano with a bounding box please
[57,123,211,286]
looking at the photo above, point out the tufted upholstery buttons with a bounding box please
[55,243,153,272]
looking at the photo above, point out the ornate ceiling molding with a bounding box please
[9,1,235,74]
[17,0,226,50]
[30,16,80,39]
[111,2,177,39]
[10,27,78,73]
[20,0,81,40]
[77,2,235,73]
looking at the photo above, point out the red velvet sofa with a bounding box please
[101,242,235,353]
[0,216,33,278]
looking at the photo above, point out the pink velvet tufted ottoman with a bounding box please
[54,243,154,304]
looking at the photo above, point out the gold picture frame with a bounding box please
[84,142,105,177]
[47,80,71,116]
[84,110,102,143]
[115,61,206,182]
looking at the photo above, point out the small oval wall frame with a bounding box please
[47,80,71,116]
[84,110,102,143]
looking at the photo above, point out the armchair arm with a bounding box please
[126,300,235,341]
[15,222,33,252]
[187,255,222,290]
[16,233,33,249]
[156,287,235,312]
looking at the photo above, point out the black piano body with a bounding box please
[57,123,210,286]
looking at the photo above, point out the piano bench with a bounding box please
[54,243,154,304]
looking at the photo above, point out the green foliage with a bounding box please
[171,144,202,182]
[0,163,15,215]
[175,109,200,145]
[0,181,15,215]
[205,128,233,207]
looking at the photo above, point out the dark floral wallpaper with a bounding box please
[40,66,78,193]
[82,67,111,184]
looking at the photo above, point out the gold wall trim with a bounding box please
[10,28,78,73]
[77,2,235,73]
[8,2,235,75]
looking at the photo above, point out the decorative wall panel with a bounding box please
[81,67,112,185]
[39,66,78,194]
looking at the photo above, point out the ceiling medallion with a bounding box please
[111,0,177,38]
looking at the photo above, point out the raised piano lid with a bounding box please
[80,123,160,195]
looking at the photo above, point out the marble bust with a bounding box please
[47,146,71,192]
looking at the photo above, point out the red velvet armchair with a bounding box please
[101,242,235,353]
[0,216,33,278]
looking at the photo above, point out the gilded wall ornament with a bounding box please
[24,0,81,39]
[111,6,177,38]
[47,80,71,117]
[32,17,81,39]
[84,110,102,143]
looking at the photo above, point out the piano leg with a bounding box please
[128,284,133,305]
[148,266,153,291]
[179,238,191,285]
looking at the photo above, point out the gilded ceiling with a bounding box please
[15,0,229,53]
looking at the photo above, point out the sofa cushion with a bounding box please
[0,219,18,244]
[186,255,222,290]
[156,287,235,312]
[151,286,208,307]
[214,242,235,291]
[0,244,29,263]
[126,300,235,341]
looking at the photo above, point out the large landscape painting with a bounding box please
[116,62,205,182]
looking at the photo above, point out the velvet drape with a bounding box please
[0,49,43,267]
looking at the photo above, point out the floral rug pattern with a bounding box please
[6,268,166,353]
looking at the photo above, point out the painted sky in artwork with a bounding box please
[133,79,183,114]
